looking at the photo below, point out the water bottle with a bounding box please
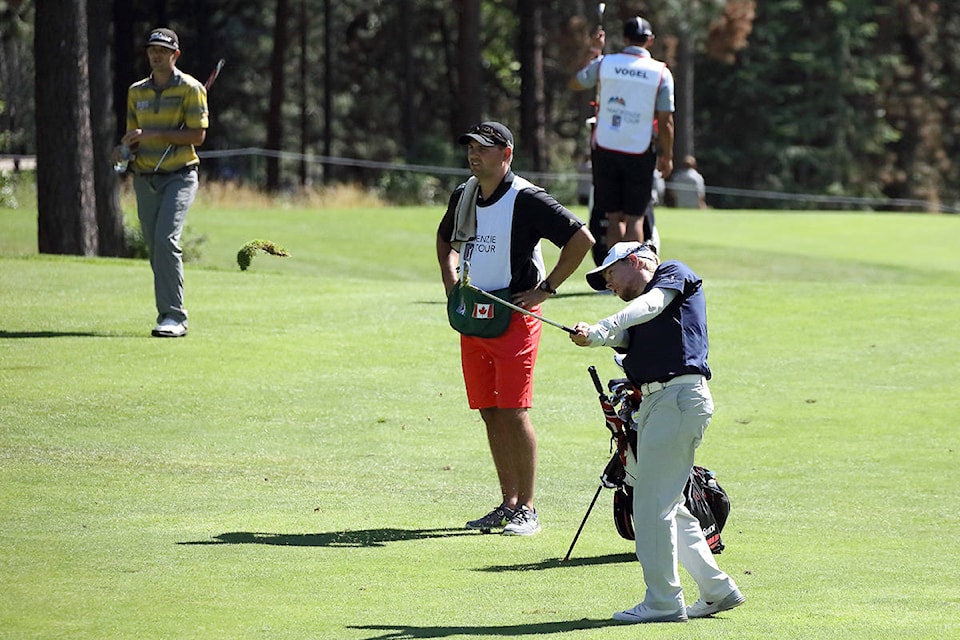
[114,144,131,174]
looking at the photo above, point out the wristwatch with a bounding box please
[538,280,557,295]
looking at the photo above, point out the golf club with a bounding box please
[561,483,603,562]
[561,365,634,561]
[589,365,627,441]
[460,261,577,335]
[153,58,225,172]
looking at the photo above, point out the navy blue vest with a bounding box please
[621,261,711,385]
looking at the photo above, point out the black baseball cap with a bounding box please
[458,122,514,148]
[146,28,179,51]
[623,16,654,42]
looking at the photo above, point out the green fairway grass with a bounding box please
[2,195,959,639]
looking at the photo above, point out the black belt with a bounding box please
[135,165,197,177]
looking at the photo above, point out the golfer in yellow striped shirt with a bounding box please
[113,28,208,338]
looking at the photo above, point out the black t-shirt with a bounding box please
[438,171,585,292]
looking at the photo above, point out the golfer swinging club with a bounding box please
[437,121,594,536]
[569,242,744,622]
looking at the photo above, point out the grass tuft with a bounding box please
[236,239,291,271]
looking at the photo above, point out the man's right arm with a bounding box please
[436,233,458,297]
[569,30,605,90]
[569,57,600,91]
[436,191,460,296]
[570,288,678,348]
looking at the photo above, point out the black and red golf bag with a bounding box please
[609,458,730,554]
[598,376,731,554]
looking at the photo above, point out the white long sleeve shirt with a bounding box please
[583,288,679,348]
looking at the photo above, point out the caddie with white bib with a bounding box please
[570,16,675,250]
[437,121,594,537]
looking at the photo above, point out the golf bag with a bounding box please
[609,457,730,554]
[596,375,731,554]
[563,367,732,563]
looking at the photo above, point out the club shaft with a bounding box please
[562,484,603,562]
[154,59,224,172]
[466,283,576,334]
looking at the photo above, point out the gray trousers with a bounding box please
[627,379,738,612]
[133,168,198,325]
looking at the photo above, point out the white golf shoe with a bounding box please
[152,317,187,338]
[502,505,540,536]
[685,588,746,618]
[612,603,687,624]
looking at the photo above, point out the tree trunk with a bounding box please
[88,0,126,257]
[456,0,482,135]
[112,0,135,142]
[34,0,98,256]
[399,0,417,161]
[322,0,334,182]
[266,0,289,192]
[674,28,696,160]
[298,0,308,186]
[518,0,546,171]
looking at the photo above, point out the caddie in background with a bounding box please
[569,16,675,250]
[112,27,208,338]
[569,242,744,623]
[437,121,594,536]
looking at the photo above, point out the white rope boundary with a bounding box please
[3,150,957,213]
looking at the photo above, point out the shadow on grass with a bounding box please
[348,618,624,639]
[179,530,634,572]
[177,527,477,548]
[475,552,634,572]
[0,330,120,339]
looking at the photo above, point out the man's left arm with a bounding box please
[514,225,595,309]
[656,111,673,179]
[544,225,594,290]
[180,82,209,146]
[654,67,675,179]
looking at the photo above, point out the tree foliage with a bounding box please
[3,0,958,226]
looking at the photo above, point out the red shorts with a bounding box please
[460,307,542,409]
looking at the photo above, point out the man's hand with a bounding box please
[121,129,145,146]
[569,322,593,347]
[657,154,674,180]
[511,286,551,310]
[590,29,605,54]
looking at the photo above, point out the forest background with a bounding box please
[1,0,959,257]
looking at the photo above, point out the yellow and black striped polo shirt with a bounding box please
[126,68,209,174]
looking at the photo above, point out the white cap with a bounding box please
[585,242,659,290]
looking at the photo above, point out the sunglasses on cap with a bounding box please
[467,124,512,147]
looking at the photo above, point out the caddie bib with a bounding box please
[595,53,666,154]
[459,176,544,290]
